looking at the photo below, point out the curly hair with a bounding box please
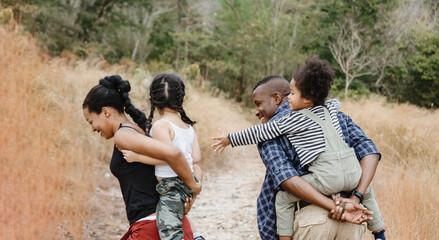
[293,55,335,106]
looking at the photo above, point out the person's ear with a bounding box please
[273,93,282,105]
[102,107,111,117]
[303,99,313,105]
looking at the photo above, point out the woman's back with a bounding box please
[110,126,159,225]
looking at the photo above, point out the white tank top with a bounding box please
[153,119,194,178]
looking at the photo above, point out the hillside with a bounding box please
[1,26,438,239]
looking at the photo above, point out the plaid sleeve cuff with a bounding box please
[258,140,301,190]
[272,168,299,190]
[355,139,382,161]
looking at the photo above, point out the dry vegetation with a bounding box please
[341,98,439,239]
[0,26,251,239]
[0,25,114,239]
[1,25,438,239]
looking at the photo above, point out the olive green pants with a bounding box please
[275,107,384,236]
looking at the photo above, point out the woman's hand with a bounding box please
[328,198,373,224]
[211,128,231,153]
[184,197,195,215]
[121,150,139,163]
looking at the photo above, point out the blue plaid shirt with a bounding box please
[256,102,381,240]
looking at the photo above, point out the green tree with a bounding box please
[389,32,439,108]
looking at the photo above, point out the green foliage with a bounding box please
[1,0,437,107]
[331,77,371,100]
[389,31,439,108]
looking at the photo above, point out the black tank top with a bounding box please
[110,125,159,225]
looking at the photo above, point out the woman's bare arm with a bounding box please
[114,128,201,196]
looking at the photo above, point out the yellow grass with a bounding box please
[342,98,439,239]
[0,26,115,238]
[0,26,252,239]
[1,25,438,239]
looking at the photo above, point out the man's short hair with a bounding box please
[253,75,290,97]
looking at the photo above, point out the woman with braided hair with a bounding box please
[82,75,201,240]
[122,73,203,240]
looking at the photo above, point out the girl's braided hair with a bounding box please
[145,73,196,135]
[82,75,147,131]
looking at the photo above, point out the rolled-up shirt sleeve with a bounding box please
[257,137,301,190]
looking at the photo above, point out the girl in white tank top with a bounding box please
[121,74,203,240]
[152,119,195,178]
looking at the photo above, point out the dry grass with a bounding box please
[0,26,116,239]
[0,25,255,239]
[183,85,258,170]
[341,97,439,239]
[1,24,438,239]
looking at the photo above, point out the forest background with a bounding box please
[2,0,439,107]
[1,0,439,239]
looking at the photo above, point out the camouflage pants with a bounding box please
[156,176,196,240]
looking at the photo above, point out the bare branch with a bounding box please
[328,18,376,97]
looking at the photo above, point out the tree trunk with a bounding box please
[236,55,246,102]
[184,17,189,64]
[131,37,142,61]
[175,0,183,68]
[89,0,113,41]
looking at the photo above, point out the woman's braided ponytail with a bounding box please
[99,75,147,131]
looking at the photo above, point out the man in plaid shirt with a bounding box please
[251,76,382,239]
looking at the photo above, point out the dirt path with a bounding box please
[82,145,266,240]
[189,145,264,239]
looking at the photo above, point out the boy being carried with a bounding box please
[212,55,386,240]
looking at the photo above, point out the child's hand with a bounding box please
[189,182,202,200]
[211,128,231,153]
[121,150,139,163]
[184,197,195,215]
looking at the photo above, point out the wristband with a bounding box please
[352,190,364,203]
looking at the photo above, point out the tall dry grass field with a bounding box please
[2,24,438,239]
[0,26,119,239]
[341,98,439,239]
[0,25,253,239]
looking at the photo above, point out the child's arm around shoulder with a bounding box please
[115,121,171,165]
[325,98,341,113]
[114,125,201,195]
[121,149,167,165]
[114,126,176,161]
